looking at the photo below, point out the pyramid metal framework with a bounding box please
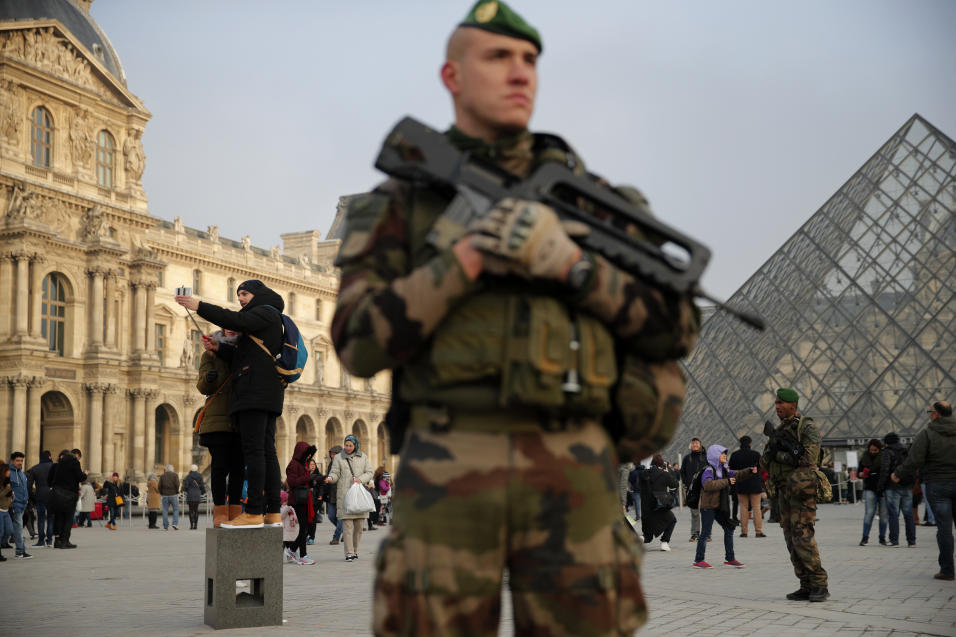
[668,114,956,456]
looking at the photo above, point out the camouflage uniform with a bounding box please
[762,413,828,591]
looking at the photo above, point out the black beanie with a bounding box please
[237,279,266,295]
[883,432,900,445]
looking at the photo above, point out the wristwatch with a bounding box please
[565,252,594,292]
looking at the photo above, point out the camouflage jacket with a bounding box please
[761,413,822,488]
[332,126,698,425]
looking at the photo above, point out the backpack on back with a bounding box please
[684,464,715,510]
[250,306,308,385]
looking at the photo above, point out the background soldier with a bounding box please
[331,2,698,635]
[761,387,829,602]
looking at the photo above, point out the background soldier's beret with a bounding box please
[777,387,799,403]
[459,1,542,53]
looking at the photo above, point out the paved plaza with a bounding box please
[2,503,954,636]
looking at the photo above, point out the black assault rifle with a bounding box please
[374,116,764,330]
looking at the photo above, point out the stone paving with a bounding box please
[2,503,953,636]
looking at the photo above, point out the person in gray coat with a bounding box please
[325,435,373,562]
[182,464,207,530]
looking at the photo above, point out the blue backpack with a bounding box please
[250,306,307,385]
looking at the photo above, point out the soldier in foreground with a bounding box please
[761,388,829,602]
[332,2,698,635]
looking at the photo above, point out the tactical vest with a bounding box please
[768,415,814,487]
[397,133,617,417]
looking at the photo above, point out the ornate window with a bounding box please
[96,130,115,188]
[190,329,203,370]
[226,277,235,301]
[41,273,68,356]
[288,292,296,317]
[315,298,322,322]
[31,106,53,168]
[192,269,202,296]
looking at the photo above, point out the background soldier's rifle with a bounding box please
[763,420,805,466]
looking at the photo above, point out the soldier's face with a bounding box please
[774,398,797,420]
[442,29,538,139]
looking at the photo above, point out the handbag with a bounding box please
[115,495,125,507]
[342,457,375,515]
[194,373,232,433]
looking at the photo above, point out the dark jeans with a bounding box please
[107,504,119,525]
[36,501,55,543]
[205,433,245,506]
[148,511,158,528]
[188,501,200,527]
[53,496,78,545]
[236,410,281,515]
[327,502,343,541]
[884,487,916,545]
[925,481,956,577]
[292,503,309,557]
[695,508,736,563]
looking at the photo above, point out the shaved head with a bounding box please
[445,27,475,62]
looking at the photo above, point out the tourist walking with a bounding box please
[324,435,373,562]
[858,439,887,546]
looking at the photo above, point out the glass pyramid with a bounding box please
[669,114,956,455]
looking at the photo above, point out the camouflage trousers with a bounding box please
[777,470,828,589]
[373,418,646,637]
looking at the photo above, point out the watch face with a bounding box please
[567,256,593,290]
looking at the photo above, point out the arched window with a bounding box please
[192,269,201,295]
[315,298,322,321]
[31,106,53,168]
[41,273,68,356]
[96,130,115,188]
[288,292,296,317]
[226,277,236,301]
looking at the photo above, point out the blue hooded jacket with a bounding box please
[700,444,742,485]
[9,464,29,512]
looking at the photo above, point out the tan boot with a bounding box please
[220,512,264,529]
[263,513,282,527]
[212,505,229,529]
[227,504,243,521]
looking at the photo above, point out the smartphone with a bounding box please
[175,286,193,296]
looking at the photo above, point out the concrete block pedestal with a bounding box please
[204,526,283,629]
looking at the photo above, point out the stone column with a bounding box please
[145,282,157,355]
[144,389,159,474]
[182,395,196,473]
[102,384,118,474]
[0,254,12,339]
[10,375,28,454]
[130,388,145,477]
[104,272,117,348]
[14,253,29,337]
[29,254,45,339]
[84,383,105,475]
[131,281,146,355]
[87,268,105,349]
[26,376,46,463]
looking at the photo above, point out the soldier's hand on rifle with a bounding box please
[469,198,585,283]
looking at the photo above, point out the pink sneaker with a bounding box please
[692,561,712,568]
[724,560,745,568]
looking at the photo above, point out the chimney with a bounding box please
[281,230,321,263]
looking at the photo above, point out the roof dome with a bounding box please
[0,0,126,85]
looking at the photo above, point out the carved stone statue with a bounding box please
[180,339,194,369]
[241,236,251,251]
[0,79,23,145]
[5,183,42,223]
[365,377,374,392]
[270,245,281,259]
[123,128,146,182]
[314,351,324,386]
[70,108,94,170]
[0,28,95,91]
[173,216,185,234]
[81,205,110,242]
[207,225,219,243]
[341,371,351,391]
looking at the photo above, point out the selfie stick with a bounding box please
[184,307,203,334]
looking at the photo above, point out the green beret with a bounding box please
[459,1,542,53]
[777,388,799,403]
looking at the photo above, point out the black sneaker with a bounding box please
[15,552,33,559]
[878,538,887,546]
[786,588,811,600]
[345,554,355,562]
[809,588,830,602]
[689,535,698,542]
[887,542,900,548]
[859,537,868,546]
[0,554,6,562]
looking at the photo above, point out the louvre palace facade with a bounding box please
[0,1,393,483]
[669,114,955,460]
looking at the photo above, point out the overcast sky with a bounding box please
[92,0,956,300]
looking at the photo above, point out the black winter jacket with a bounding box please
[48,455,86,493]
[858,450,882,491]
[728,446,763,494]
[680,450,707,488]
[879,442,913,490]
[197,285,286,415]
[26,459,53,504]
